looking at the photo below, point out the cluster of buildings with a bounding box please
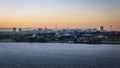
[0,26,120,44]
[0,26,107,35]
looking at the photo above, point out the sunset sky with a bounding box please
[0,0,120,30]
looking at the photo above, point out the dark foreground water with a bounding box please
[0,43,120,68]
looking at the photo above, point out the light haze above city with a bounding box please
[0,0,120,31]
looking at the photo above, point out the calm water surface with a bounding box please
[0,43,120,68]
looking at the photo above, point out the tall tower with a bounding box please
[110,25,112,31]
[100,26,104,31]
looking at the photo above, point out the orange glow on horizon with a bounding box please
[0,0,120,31]
[0,11,120,31]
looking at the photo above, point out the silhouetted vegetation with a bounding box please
[0,31,120,44]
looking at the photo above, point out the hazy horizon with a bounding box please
[0,0,120,31]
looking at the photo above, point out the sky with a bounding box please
[0,0,120,30]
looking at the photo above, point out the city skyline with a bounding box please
[0,0,120,31]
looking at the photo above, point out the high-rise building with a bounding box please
[110,25,112,31]
[100,26,104,31]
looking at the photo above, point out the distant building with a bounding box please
[45,28,47,30]
[99,26,108,32]
[13,27,16,32]
[100,26,104,31]
[110,25,113,31]
[19,28,22,32]
[38,28,43,31]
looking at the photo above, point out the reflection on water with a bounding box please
[0,43,120,68]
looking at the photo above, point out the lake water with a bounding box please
[0,43,120,68]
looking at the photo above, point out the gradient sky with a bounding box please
[0,0,120,30]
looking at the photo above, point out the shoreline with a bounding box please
[0,41,120,45]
